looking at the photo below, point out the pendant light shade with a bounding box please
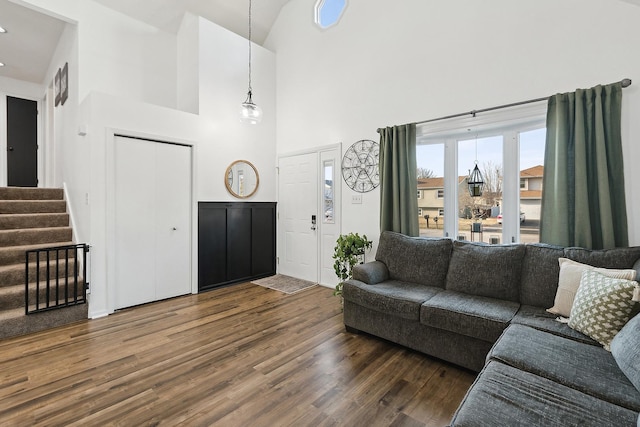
[240,0,262,124]
[468,163,484,197]
[241,91,263,125]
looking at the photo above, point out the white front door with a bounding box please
[113,136,192,310]
[278,153,318,282]
[278,146,342,286]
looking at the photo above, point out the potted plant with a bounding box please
[333,232,373,298]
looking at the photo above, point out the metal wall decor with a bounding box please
[341,139,380,193]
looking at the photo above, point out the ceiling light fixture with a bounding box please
[0,26,6,33]
[240,0,262,125]
[0,62,5,67]
[468,136,485,197]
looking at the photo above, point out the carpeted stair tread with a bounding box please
[0,187,64,201]
[0,258,80,288]
[0,241,75,266]
[0,200,67,214]
[0,213,69,230]
[0,227,72,247]
[0,304,88,341]
[0,280,85,311]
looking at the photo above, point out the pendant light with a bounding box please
[468,136,484,197]
[240,0,262,124]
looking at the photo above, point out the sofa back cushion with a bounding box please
[564,246,640,276]
[520,243,564,307]
[445,241,525,302]
[375,231,452,288]
[610,313,640,393]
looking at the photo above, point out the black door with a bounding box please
[7,96,38,187]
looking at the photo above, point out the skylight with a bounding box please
[314,0,347,29]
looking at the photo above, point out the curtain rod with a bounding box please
[399,78,632,129]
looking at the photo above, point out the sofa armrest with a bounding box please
[352,261,389,285]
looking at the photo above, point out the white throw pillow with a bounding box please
[546,258,636,318]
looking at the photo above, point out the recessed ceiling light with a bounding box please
[0,26,6,33]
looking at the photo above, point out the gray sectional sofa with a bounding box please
[343,231,640,426]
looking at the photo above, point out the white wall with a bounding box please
[177,13,200,115]
[195,17,277,202]
[266,0,640,246]
[20,0,178,109]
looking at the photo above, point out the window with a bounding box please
[323,161,334,223]
[417,143,445,237]
[314,0,347,29]
[416,102,546,243]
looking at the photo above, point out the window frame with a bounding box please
[416,102,546,243]
[314,0,348,30]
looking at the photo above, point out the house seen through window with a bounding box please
[416,103,546,244]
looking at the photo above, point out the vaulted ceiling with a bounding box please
[1,0,639,86]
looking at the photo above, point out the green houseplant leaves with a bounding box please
[333,233,373,297]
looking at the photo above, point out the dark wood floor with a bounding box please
[0,283,475,426]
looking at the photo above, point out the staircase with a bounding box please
[0,187,88,341]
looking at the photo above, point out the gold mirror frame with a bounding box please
[225,160,259,199]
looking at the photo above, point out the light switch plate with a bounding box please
[352,195,362,204]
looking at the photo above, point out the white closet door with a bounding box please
[113,136,191,310]
[154,142,191,300]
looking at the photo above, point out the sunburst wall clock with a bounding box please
[341,139,380,193]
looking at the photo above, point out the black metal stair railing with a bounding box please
[25,244,90,315]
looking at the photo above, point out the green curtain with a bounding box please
[378,124,419,236]
[540,82,628,249]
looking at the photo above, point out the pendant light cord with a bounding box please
[247,0,253,96]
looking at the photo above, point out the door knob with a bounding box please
[8,147,13,151]
[172,227,177,231]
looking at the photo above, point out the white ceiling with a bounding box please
[0,0,66,84]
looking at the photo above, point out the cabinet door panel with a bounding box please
[198,206,227,288]
[252,205,275,277]
[226,207,252,281]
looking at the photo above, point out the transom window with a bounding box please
[314,0,347,29]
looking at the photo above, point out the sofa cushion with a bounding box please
[375,231,452,288]
[445,241,525,302]
[611,313,640,393]
[519,243,564,308]
[547,258,636,317]
[420,290,519,343]
[564,246,640,272]
[568,270,638,351]
[489,324,640,412]
[342,279,441,320]
[512,305,597,345]
[450,361,639,427]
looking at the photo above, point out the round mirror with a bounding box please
[225,160,259,199]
